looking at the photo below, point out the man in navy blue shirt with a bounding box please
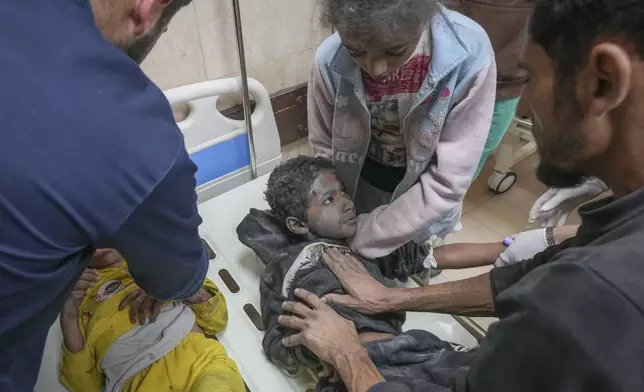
[0,0,210,390]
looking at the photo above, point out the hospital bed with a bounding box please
[34,79,483,392]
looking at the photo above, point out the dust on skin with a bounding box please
[337,24,425,80]
[306,171,358,240]
[306,172,395,344]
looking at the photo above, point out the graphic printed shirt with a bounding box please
[363,29,432,168]
[361,29,432,191]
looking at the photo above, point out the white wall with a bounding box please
[141,0,331,96]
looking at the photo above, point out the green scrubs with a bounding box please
[473,97,521,179]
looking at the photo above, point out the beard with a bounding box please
[535,128,589,189]
[122,4,180,64]
[124,22,167,64]
[535,133,589,188]
[536,160,587,188]
[533,86,592,189]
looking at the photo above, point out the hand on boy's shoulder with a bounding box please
[321,248,391,315]
[322,243,353,254]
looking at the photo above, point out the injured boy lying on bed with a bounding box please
[58,249,245,392]
[236,156,508,392]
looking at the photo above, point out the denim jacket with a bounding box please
[308,8,497,258]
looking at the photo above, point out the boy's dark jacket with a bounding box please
[236,208,429,370]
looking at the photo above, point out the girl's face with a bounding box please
[338,28,424,81]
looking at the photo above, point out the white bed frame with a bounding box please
[164,77,282,203]
[34,79,480,392]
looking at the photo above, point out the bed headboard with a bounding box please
[164,78,282,203]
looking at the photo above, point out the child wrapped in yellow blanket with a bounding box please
[59,249,245,392]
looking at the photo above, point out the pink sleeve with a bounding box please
[307,60,334,158]
[351,60,497,259]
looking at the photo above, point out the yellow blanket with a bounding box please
[60,263,244,392]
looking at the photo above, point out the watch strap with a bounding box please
[545,227,557,246]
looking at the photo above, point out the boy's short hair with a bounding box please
[265,156,335,223]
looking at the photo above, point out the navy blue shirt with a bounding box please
[0,1,208,390]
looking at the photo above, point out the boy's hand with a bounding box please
[91,248,124,269]
[321,248,391,315]
[119,285,164,325]
[75,268,99,295]
[61,269,100,319]
[185,288,213,304]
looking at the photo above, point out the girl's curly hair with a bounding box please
[318,0,440,44]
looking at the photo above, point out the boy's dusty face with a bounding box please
[305,171,357,239]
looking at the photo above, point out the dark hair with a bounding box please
[265,156,336,223]
[122,0,194,63]
[318,0,440,44]
[161,0,194,25]
[531,0,644,103]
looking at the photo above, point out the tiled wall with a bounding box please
[141,0,331,95]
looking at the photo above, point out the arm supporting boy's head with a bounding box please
[265,156,358,241]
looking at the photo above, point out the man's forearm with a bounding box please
[434,242,505,269]
[385,273,495,316]
[333,347,384,392]
[554,225,579,244]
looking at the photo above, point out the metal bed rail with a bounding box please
[231,0,258,179]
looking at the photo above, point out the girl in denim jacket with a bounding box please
[308,0,497,260]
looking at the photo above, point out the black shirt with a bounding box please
[360,156,408,193]
[373,187,644,392]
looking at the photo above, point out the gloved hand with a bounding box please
[494,229,549,267]
[529,178,608,227]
